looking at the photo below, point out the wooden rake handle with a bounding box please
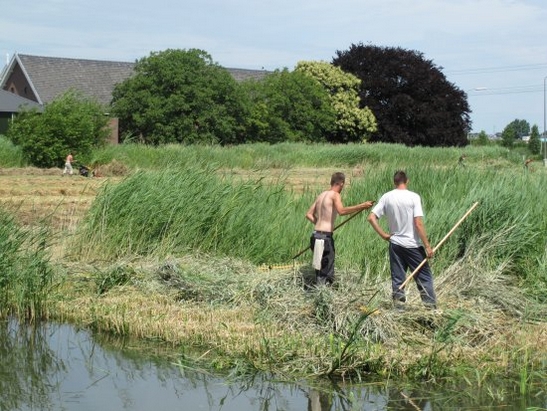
[398,201,479,291]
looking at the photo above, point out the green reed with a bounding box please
[90,141,513,170]
[75,143,547,294]
[0,136,25,167]
[0,209,54,320]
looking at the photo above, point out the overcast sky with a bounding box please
[1,0,546,134]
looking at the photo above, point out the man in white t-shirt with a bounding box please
[367,170,437,308]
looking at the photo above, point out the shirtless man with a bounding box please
[305,172,374,285]
[63,152,74,176]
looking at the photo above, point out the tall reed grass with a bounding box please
[72,165,312,263]
[0,136,25,167]
[0,210,54,320]
[75,143,547,295]
[90,141,517,170]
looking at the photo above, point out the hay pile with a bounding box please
[237,246,546,367]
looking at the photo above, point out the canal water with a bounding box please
[0,319,545,410]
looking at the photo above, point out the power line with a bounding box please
[467,84,543,96]
[447,63,547,75]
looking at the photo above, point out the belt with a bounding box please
[314,230,333,235]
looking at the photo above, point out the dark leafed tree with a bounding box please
[332,44,471,147]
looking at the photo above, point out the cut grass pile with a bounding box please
[53,243,546,382]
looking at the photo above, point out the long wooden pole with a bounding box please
[398,201,479,291]
[291,208,366,260]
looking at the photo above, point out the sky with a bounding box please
[1,0,547,134]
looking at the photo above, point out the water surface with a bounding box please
[0,319,545,410]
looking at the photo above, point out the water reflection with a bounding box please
[0,319,545,411]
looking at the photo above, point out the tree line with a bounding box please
[5,44,502,167]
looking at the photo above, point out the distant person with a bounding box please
[63,152,74,176]
[305,172,374,285]
[367,170,437,309]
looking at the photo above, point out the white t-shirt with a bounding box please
[371,188,424,248]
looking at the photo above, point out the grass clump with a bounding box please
[0,209,54,320]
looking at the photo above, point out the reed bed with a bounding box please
[72,154,547,298]
[0,209,54,320]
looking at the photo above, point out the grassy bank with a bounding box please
[1,142,546,389]
[89,141,523,170]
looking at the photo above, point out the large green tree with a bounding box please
[505,119,530,139]
[111,49,248,145]
[294,61,377,143]
[6,90,109,168]
[332,44,471,147]
[241,69,336,143]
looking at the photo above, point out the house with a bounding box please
[0,88,42,135]
[0,53,269,143]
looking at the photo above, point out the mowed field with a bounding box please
[0,168,113,234]
[0,166,357,235]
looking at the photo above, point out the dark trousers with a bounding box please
[389,242,437,306]
[310,232,335,284]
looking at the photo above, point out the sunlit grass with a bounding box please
[0,209,54,320]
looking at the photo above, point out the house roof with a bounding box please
[0,89,42,112]
[2,54,136,106]
[0,53,270,106]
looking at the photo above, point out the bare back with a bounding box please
[312,190,339,232]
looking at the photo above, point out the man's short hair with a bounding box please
[393,170,408,186]
[330,172,346,186]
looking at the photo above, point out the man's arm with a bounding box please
[367,213,391,241]
[305,201,317,224]
[414,216,434,258]
[333,193,374,216]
